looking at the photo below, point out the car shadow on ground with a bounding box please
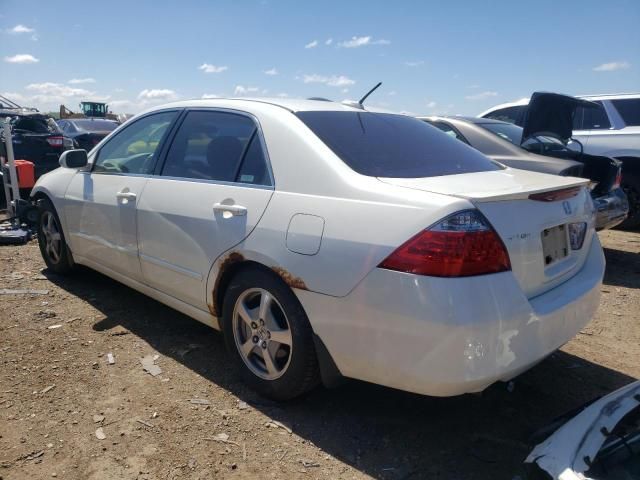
[603,247,640,289]
[45,266,637,480]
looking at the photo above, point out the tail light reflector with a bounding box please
[46,136,64,147]
[529,186,581,202]
[379,210,511,277]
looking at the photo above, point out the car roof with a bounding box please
[578,92,640,101]
[419,115,514,126]
[142,97,395,115]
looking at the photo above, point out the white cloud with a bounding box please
[8,24,34,34]
[426,101,437,109]
[388,90,397,96]
[201,94,219,99]
[302,74,355,87]
[342,88,349,93]
[264,67,278,76]
[68,78,96,84]
[4,53,39,64]
[276,93,289,98]
[404,60,424,67]
[465,91,498,101]
[325,38,333,45]
[305,40,318,49]
[138,89,178,101]
[234,85,260,96]
[198,63,228,73]
[26,82,93,97]
[593,61,630,72]
[338,36,390,48]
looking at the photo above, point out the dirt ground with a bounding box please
[1,229,638,480]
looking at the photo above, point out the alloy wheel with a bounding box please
[41,211,62,264]
[232,288,293,380]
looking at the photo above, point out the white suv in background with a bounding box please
[480,93,640,229]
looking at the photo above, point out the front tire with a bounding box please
[37,198,74,274]
[222,267,319,400]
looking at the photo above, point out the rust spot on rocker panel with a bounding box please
[271,266,307,291]
[209,251,245,317]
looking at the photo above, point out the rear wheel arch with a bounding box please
[219,264,320,400]
[211,258,275,318]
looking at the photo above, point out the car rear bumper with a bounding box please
[594,187,628,230]
[297,234,605,397]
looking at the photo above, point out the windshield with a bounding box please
[296,111,501,178]
[73,119,118,131]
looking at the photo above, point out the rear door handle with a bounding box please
[213,203,247,216]
[116,190,137,202]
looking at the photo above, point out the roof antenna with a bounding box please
[359,82,382,105]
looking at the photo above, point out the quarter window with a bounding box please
[162,110,271,185]
[94,111,177,174]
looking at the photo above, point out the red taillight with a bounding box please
[379,210,511,277]
[613,168,622,189]
[46,136,64,147]
[528,186,581,202]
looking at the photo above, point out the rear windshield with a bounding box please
[12,116,60,134]
[73,119,119,131]
[611,98,640,126]
[296,111,501,178]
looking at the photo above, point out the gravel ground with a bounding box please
[0,229,638,480]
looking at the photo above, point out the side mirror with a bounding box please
[59,149,88,169]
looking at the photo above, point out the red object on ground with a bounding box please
[15,160,36,188]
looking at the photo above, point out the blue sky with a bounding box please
[2,0,639,115]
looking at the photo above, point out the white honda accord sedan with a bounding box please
[31,98,605,400]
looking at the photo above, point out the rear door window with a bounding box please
[573,103,611,130]
[296,111,500,178]
[611,98,640,126]
[161,110,271,185]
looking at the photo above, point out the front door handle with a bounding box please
[213,203,247,217]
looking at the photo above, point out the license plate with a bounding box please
[541,224,568,266]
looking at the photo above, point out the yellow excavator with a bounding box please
[59,101,120,122]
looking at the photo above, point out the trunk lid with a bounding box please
[521,92,601,143]
[379,169,595,298]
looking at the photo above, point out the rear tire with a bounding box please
[222,267,319,400]
[618,175,640,230]
[37,198,74,274]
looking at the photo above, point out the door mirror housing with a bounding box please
[59,149,88,169]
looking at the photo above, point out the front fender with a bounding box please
[30,168,77,239]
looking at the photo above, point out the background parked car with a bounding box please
[57,118,120,151]
[420,116,628,230]
[1,108,73,208]
[479,92,640,229]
